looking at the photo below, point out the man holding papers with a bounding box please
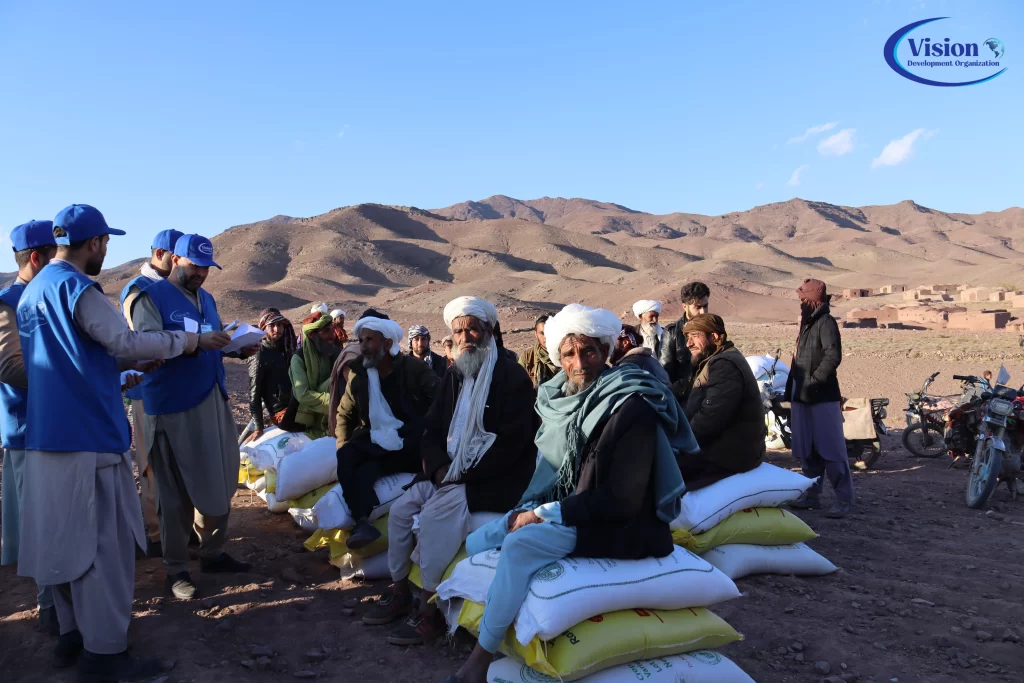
[132,234,258,600]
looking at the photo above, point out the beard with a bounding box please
[84,253,104,276]
[453,343,486,378]
[563,373,596,396]
[362,347,386,368]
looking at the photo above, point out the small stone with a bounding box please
[784,606,795,614]
[791,641,804,652]
[814,661,832,675]
[985,510,1005,521]
[305,649,326,663]
[950,626,963,636]
[962,619,975,630]
[911,598,935,607]
[293,672,317,680]
[957,654,971,669]
[975,630,993,642]
[851,601,861,609]
[281,568,304,584]
[240,660,256,670]
[377,658,386,665]
[145,567,155,574]
[915,629,924,635]
[873,642,888,651]
[251,646,275,658]
[844,625,857,635]
[1002,629,1021,643]
[840,663,848,670]
[776,646,788,656]
[794,653,804,663]
[340,608,355,617]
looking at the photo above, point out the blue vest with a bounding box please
[0,282,28,449]
[17,261,130,453]
[141,278,227,415]
[119,273,159,401]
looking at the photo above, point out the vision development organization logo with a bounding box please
[884,17,1007,86]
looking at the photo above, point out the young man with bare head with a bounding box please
[659,281,710,402]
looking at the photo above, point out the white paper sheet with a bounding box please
[221,323,265,354]
[120,370,143,387]
[183,317,199,333]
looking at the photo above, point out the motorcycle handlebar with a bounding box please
[952,375,975,381]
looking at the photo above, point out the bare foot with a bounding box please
[452,643,491,683]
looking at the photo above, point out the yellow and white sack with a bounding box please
[702,542,837,580]
[487,649,755,683]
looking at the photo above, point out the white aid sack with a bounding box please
[256,489,291,514]
[334,551,391,581]
[244,430,312,472]
[274,437,338,501]
[746,354,789,393]
[487,649,755,683]
[312,472,417,530]
[437,546,740,645]
[288,507,318,534]
[672,462,816,534]
[702,542,837,580]
[251,475,267,494]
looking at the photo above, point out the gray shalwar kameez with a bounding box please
[17,260,192,654]
[133,280,241,575]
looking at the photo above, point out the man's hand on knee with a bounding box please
[508,510,542,533]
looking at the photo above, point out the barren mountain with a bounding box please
[96,196,1024,334]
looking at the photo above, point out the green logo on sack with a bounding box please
[691,650,722,665]
[276,437,290,448]
[519,664,558,683]
[533,562,565,582]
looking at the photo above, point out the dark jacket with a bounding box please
[418,351,447,379]
[659,314,694,403]
[248,344,293,430]
[615,347,670,385]
[785,304,843,404]
[561,395,675,560]
[335,354,441,449]
[682,344,765,491]
[421,357,538,513]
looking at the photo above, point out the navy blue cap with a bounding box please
[151,229,184,252]
[52,204,125,246]
[173,234,221,269]
[10,220,57,252]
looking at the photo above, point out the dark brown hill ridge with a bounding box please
[95,196,1024,334]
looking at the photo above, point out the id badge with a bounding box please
[200,323,213,334]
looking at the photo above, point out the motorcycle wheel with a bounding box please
[902,424,945,458]
[965,441,1002,509]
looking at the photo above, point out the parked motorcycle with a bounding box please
[902,371,950,458]
[965,367,1024,509]
[943,375,990,466]
[760,349,888,469]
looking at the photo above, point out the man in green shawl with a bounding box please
[442,304,698,683]
[518,314,557,388]
[289,315,340,439]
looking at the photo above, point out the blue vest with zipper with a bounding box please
[17,261,130,453]
[119,273,160,401]
[0,282,28,449]
[141,278,227,415]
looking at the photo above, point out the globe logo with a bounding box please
[985,38,1005,59]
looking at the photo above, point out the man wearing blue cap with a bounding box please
[132,233,258,601]
[119,228,184,558]
[0,220,59,636]
[16,205,231,681]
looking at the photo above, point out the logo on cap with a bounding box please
[198,242,214,256]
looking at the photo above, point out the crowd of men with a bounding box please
[0,204,853,683]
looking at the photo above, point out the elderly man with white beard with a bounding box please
[363,297,537,645]
[335,313,441,550]
[441,304,699,683]
[632,299,663,357]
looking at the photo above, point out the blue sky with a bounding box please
[1,0,1020,267]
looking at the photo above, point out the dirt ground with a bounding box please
[3,330,1024,683]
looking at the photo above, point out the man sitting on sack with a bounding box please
[679,314,764,490]
[363,296,537,645]
[442,304,698,683]
[336,313,440,550]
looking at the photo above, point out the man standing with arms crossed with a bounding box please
[119,228,183,558]
[0,220,59,635]
[17,204,226,681]
[132,234,256,600]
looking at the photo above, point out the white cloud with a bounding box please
[870,128,939,169]
[755,182,765,190]
[337,124,352,138]
[787,121,838,144]
[786,165,810,187]
[817,128,856,157]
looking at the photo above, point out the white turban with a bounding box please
[353,317,404,357]
[331,309,346,320]
[544,303,622,365]
[632,300,662,318]
[311,303,329,315]
[443,296,499,330]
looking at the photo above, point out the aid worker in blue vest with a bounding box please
[0,220,59,635]
[16,204,231,682]
[119,228,184,558]
[131,233,258,601]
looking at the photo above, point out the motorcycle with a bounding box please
[965,366,1024,509]
[760,349,889,469]
[902,371,952,458]
[943,375,990,466]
